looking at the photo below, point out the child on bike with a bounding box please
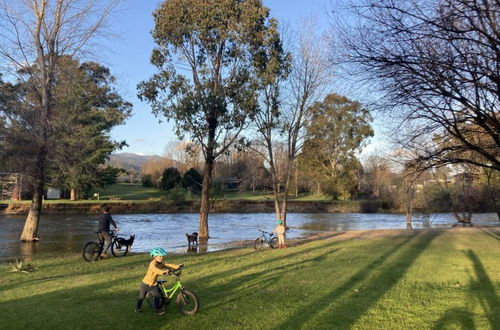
[274,220,286,248]
[135,247,181,315]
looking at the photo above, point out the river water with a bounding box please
[0,212,498,261]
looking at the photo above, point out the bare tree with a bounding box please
[0,0,120,241]
[253,17,333,225]
[336,0,500,172]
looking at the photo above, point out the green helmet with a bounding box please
[150,247,168,257]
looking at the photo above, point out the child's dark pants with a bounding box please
[136,283,162,310]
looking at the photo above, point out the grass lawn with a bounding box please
[1,227,499,329]
[99,183,164,201]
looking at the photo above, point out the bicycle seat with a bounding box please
[157,280,166,284]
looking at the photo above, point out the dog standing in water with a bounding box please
[186,232,198,246]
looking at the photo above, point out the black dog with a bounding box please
[117,235,135,251]
[186,232,198,246]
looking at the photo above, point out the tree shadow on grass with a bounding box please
[201,246,342,312]
[466,250,500,329]
[0,257,146,292]
[192,238,345,288]
[432,308,475,330]
[432,249,500,330]
[0,271,197,330]
[275,231,441,329]
[479,227,500,242]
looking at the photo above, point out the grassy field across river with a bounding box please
[1,227,499,329]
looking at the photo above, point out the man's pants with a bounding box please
[99,231,112,254]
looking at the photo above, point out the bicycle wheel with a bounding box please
[111,239,129,257]
[270,237,279,249]
[176,289,199,315]
[83,242,101,262]
[254,238,263,250]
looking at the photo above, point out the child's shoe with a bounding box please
[135,308,141,313]
[156,309,166,315]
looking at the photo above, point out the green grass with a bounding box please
[99,183,164,201]
[211,190,333,201]
[1,227,499,329]
[0,185,339,204]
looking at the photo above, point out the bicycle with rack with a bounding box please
[82,230,130,262]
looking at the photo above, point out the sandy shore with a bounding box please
[220,226,500,251]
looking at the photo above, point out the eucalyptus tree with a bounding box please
[0,0,120,241]
[138,0,286,239]
[300,94,373,199]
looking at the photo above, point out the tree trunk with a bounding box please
[20,153,45,241]
[199,154,214,239]
[70,188,77,201]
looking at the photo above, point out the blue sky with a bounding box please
[103,0,384,157]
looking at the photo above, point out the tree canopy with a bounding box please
[138,0,286,238]
[338,0,500,172]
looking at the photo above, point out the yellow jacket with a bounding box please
[274,224,285,235]
[142,259,180,286]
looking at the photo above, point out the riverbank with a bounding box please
[0,199,389,215]
[1,226,499,329]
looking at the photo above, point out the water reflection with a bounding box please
[0,212,498,260]
[186,246,198,253]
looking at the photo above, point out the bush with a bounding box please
[141,174,153,187]
[183,168,202,193]
[164,186,188,202]
[159,167,182,191]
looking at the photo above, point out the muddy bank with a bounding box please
[0,199,388,215]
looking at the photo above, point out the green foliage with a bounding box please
[48,57,131,196]
[183,168,202,193]
[159,167,182,191]
[164,186,190,202]
[141,174,154,187]
[0,56,131,196]
[9,258,36,273]
[300,94,373,198]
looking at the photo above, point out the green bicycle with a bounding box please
[146,265,200,315]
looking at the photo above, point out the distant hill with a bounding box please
[107,153,165,172]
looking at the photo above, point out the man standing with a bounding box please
[98,206,119,258]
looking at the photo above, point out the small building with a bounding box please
[46,187,62,199]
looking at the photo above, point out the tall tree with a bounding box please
[337,0,500,172]
[300,94,373,199]
[0,0,120,241]
[253,18,332,225]
[138,0,285,239]
[48,57,131,200]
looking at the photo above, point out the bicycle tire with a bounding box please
[270,237,279,249]
[83,242,101,262]
[111,238,129,257]
[176,289,199,315]
[253,238,263,250]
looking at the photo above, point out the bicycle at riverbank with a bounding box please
[254,229,279,250]
[82,230,129,262]
[146,265,199,315]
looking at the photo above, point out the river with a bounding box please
[1,212,498,261]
